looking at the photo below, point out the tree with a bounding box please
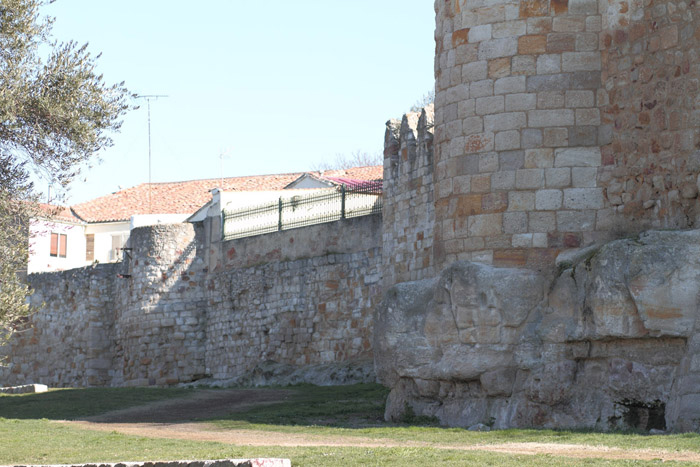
[409,90,435,113]
[311,150,383,172]
[0,0,132,349]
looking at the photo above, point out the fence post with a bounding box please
[341,185,346,219]
[278,197,283,231]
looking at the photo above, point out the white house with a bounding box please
[29,166,383,273]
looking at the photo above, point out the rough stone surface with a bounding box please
[1,218,381,387]
[382,106,435,289]
[432,0,700,269]
[375,229,700,432]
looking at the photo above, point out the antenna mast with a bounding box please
[136,94,168,213]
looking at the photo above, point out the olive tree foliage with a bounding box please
[0,0,132,348]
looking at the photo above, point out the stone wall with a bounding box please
[1,264,118,387]
[112,224,208,386]
[204,216,381,380]
[382,105,436,289]
[430,0,700,270]
[375,229,700,432]
[0,215,382,387]
[599,0,700,233]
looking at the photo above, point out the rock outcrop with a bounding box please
[375,229,700,432]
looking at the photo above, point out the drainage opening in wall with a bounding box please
[615,399,666,431]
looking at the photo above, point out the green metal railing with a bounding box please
[222,182,382,241]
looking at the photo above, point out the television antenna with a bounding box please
[136,94,168,213]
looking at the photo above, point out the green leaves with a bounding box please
[0,0,132,346]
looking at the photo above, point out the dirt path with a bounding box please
[60,390,700,463]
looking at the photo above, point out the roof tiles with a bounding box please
[70,166,383,223]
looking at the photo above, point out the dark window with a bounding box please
[50,233,68,258]
[86,234,94,261]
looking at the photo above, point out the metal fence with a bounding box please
[222,181,383,241]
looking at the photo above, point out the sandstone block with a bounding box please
[495,76,527,95]
[512,55,537,75]
[485,112,526,131]
[546,167,572,187]
[503,211,528,233]
[518,35,547,54]
[495,130,521,150]
[479,38,518,60]
[463,60,489,82]
[527,73,571,92]
[476,96,505,115]
[543,127,568,147]
[537,91,565,109]
[575,108,600,126]
[528,109,575,127]
[537,54,561,74]
[468,213,503,236]
[516,168,544,189]
[522,128,543,148]
[529,211,557,231]
[464,116,484,135]
[525,148,554,168]
[508,191,536,211]
[553,16,585,32]
[572,167,597,187]
[493,20,526,38]
[506,93,537,111]
[565,90,595,108]
[563,188,604,209]
[492,170,516,190]
[469,24,493,43]
[556,210,596,231]
[554,147,601,167]
[536,189,563,210]
[499,150,525,170]
[470,79,494,98]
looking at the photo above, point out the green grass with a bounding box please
[0,387,193,419]
[1,384,700,466]
[208,384,700,454]
[212,383,391,427]
[0,419,688,466]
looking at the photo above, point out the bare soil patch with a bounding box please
[62,390,700,463]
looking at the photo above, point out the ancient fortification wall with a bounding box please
[431,0,700,271]
[382,105,436,288]
[373,0,700,433]
[0,216,381,387]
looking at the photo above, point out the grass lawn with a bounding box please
[1,384,699,466]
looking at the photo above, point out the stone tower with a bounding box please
[433,0,700,270]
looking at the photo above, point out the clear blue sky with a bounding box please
[39,1,435,204]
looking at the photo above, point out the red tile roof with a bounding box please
[37,203,83,224]
[70,166,383,223]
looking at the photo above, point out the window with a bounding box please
[86,234,94,261]
[50,233,67,258]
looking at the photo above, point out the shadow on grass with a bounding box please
[0,387,193,420]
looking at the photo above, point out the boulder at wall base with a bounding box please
[374,229,700,432]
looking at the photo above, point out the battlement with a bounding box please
[382,105,435,288]
[432,0,700,269]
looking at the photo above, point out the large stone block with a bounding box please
[375,230,700,432]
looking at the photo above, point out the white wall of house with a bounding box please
[85,222,131,264]
[28,220,87,273]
